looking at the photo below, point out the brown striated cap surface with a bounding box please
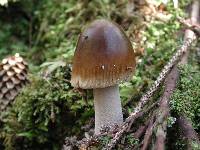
[71,19,136,89]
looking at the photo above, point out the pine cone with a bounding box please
[0,53,29,111]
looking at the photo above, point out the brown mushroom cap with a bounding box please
[71,19,136,89]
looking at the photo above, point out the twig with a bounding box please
[127,101,158,131]
[177,116,200,149]
[179,18,200,36]
[141,114,155,150]
[155,66,179,150]
[133,125,147,139]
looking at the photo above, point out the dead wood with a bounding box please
[177,116,200,149]
[141,114,155,150]
[155,66,179,150]
[175,1,200,149]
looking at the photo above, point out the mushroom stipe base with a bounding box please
[94,85,123,134]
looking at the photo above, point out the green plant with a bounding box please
[0,66,94,149]
[170,65,200,130]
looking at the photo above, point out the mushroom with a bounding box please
[71,19,136,134]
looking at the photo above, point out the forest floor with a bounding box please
[0,0,199,150]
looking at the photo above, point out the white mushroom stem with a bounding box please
[93,85,123,134]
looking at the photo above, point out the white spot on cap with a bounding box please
[126,67,132,70]
[101,65,105,70]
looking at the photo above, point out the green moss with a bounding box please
[94,133,139,150]
[170,65,200,130]
[0,66,94,149]
[191,141,200,150]
[0,0,197,149]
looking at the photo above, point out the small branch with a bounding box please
[133,125,147,139]
[177,116,200,149]
[141,114,155,150]
[127,102,158,131]
[155,66,179,150]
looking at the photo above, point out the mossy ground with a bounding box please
[0,0,199,149]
